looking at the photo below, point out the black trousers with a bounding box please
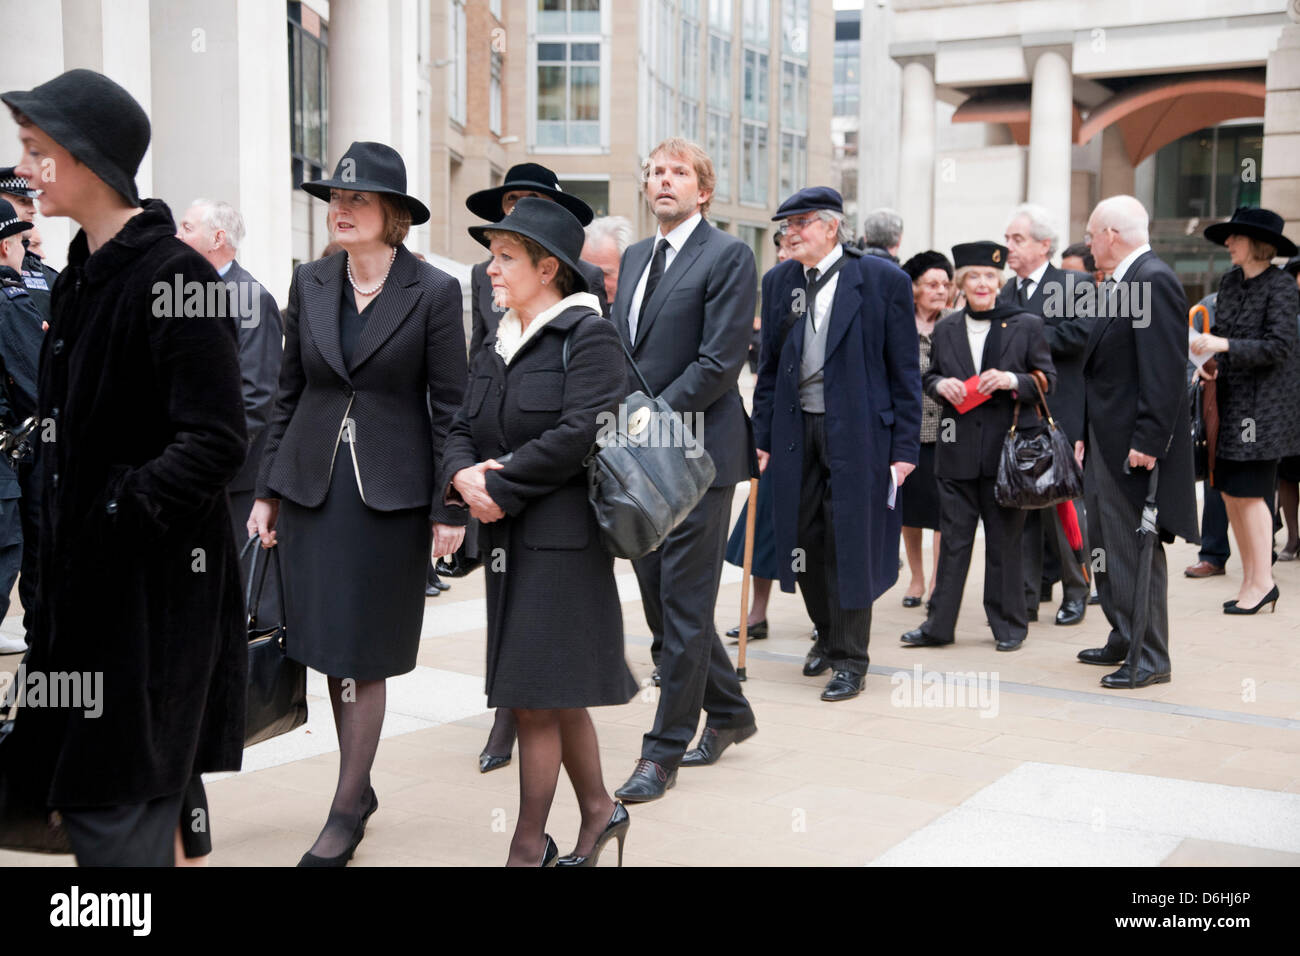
[924,475,1028,643]
[1084,426,1170,675]
[798,413,871,674]
[1198,484,1231,566]
[61,776,210,866]
[1023,498,1090,609]
[632,486,754,770]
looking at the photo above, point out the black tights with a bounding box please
[307,676,386,858]
[483,708,516,758]
[507,707,615,867]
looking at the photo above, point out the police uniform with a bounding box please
[0,168,57,325]
[0,265,31,620]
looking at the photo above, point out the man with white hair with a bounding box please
[1000,202,1094,627]
[582,215,632,308]
[860,207,903,263]
[177,199,284,552]
[1075,195,1199,688]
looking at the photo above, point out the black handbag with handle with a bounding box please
[994,375,1084,510]
[565,324,716,559]
[241,536,307,747]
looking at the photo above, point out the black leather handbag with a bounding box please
[241,537,307,747]
[567,328,716,559]
[0,652,72,853]
[994,380,1084,510]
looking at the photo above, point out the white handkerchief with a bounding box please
[1188,327,1212,369]
[887,465,898,510]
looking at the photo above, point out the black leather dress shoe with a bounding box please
[424,583,442,597]
[614,759,676,803]
[725,620,767,640]
[995,637,1025,652]
[821,670,864,701]
[1055,599,1086,626]
[902,595,923,608]
[1077,646,1125,666]
[900,628,952,647]
[802,649,830,676]
[681,723,758,766]
[1100,667,1171,689]
[651,667,660,687]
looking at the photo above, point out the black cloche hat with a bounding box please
[0,199,33,242]
[302,141,431,226]
[468,197,590,294]
[901,250,954,282]
[465,163,594,226]
[1,69,150,206]
[1203,206,1297,258]
[0,167,38,199]
[952,241,1009,270]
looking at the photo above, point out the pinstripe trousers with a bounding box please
[797,413,872,675]
[1084,426,1172,675]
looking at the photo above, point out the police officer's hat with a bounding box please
[0,199,34,242]
[0,167,38,200]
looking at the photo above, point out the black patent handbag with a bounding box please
[994,377,1084,510]
[241,536,307,747]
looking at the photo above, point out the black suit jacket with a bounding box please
[224,259,284,492]
[998,263,1093,443]
[256,246,468,523]
[923,309,1056,480]
[470,256,608,356]
[1081,249,1199,543]
[610,218,757,487]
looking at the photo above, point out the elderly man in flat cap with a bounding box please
[752,186,922,701]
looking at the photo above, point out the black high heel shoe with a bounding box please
[296,789,379,867]
[540,834,559,867]
[1224,585,1279,615]
[556,802,630,867]
[479,751,512,773]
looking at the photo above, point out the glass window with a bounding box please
[708,34,731,110]
[448,0,467,125]
[707,110,731,200]
[742,0,768,45]
[490,50,503,134]
[781,0,809,57]
[679,99,699,140]
[288,16,327,186]
[709,0,731,31]
[538,0,600,33]
[742,48,768,122]
[781,58,807,131]
[680,18,700,99]
[779,131,806,198]
[534,3,605,149]
[657,3,674,77]
[741,121,768,204]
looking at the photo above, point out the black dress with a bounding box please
[900,331,942,530]
[278,291,432,680]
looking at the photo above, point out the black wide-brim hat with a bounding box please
[952,241,1009,270]
[302,141,430,226]
[1204,206,1297,258]
[465,163,593,225]
[467,197,590,294]
[2,69,150,207]
[0,198,33,241]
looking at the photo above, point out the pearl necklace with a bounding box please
[346,246,397,296]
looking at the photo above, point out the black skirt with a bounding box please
[278,455,431,680]
[1212,456,1278,500]
[900,442,941,530]
[725,469,779,580]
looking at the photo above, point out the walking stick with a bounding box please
[736,477,759,682]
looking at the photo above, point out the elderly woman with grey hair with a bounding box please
[861,207,903,262]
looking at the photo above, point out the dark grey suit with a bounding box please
[610,217,756,769]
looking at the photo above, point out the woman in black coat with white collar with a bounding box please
[441,198,636,866]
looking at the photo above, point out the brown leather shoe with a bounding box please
[1184,560,1226,578]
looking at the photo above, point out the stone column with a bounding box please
[896,53,935,253]
[327,0,394,164]
[1025,44,1073,251]
[1263,1,1300,242]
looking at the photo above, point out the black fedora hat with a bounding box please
[465,163,593,226]
[468,197,590,294]
[0,199,33,242]
[303,141,430,226]
[2,69,150,206]
[1204,206,1297,258]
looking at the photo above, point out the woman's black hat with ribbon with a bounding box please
[465,163,594,226]
[468,197,590,294]
[1203,206,1297,258]
[302,141,430,226]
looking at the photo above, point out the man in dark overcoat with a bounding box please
[2,69,248,865]
[752,187,921,701]
[1076,195,1199,688]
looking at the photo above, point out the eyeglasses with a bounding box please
[917,279,949,292]
[779,215,822,235]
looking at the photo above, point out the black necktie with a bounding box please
[1017,278,1029,305]
[806,267,821,330]
[636,239,668,337]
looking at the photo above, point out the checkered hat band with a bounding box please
[0,217,23,232]
[0,177,31,193]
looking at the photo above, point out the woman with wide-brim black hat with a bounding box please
[1191,206,1300,614]
[440,197,637,866]
[248,140,469,865]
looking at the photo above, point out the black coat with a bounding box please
[924,305,1056,480]
[439,303,636,708]
[469,256,608,355]
[1081,249,1199,543]
[1209,265,1300,461]
[14,200,248,806]
[610,218,757,488]
[257,247,468,523]
[997,264,1093,443]
[224,259,284,493]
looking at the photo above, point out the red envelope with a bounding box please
[952,375,992,414]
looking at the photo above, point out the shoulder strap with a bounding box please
[774,251,855,358]
[566,315,653,397]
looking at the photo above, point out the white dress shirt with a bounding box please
[628,211,703,340]
[965,313,992,373]
[1014,260,1049,301]
[1110,243,1151,283]
[804,243,844,332]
